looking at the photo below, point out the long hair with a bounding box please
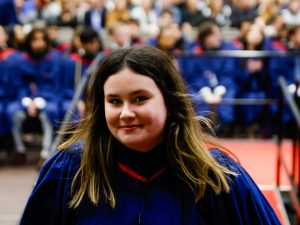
[24,27,51,57]
[60,45,235,208]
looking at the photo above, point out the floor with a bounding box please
[0,150,39,225]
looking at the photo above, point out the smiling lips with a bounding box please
[119,125,142,132]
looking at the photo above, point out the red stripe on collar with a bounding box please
[117,162,167,183]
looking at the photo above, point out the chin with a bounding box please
[122,141,151,152]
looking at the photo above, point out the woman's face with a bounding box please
[104,67,168,152]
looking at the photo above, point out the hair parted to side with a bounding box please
[59,45,235,208]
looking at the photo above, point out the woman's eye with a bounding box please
[134,96,148,103]
[108,99,121,104]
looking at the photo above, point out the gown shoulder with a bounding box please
[197,148,282,225]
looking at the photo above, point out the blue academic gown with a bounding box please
[178,41,239,124]
[0,58,7,135]
[268,48,297,125]
[5,50,62,128]
[232,38,273,126]
[19,142,281,225]
[235,58,270,126]
[0,49,17,135]
[59,53,94,121]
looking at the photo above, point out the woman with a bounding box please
[19,45,280,224]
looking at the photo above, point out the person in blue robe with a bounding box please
[59,27,104,122]
[234,23,273,137]
[0,57,8,137]
[179,20,239,135]
[268,25,300,136]
[0,63,5,137]
[19,46,280,225]
[5,27,62,166]
[0,25,15,138]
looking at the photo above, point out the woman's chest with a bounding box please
[72,178,206,225]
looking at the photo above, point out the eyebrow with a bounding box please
[105,89,152,98]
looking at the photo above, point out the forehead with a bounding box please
[103,67,161,94]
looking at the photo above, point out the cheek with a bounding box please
[104,105,119,127]
[145,105,167,129]
[157,111,168,128]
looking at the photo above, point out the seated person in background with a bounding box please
[0,25,15,144]
[46,22,70,53]
[264,14,287,51]
[268,24,300,137]
[235,23,272,138]
[106,22,132,50]
[180,20,239,136]
[148,23,185,55]
[6,24,26,51]
[125,18,145,47]
[6,27,62,167]
[60,27,104,121]
[0,60,6,140]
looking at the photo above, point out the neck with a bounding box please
[116,142,167,180]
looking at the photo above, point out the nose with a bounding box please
[120,103,135,120]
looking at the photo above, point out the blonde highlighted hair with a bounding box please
[59,45,235,208]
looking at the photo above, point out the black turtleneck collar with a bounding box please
[116,142,167,180]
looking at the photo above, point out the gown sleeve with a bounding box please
[19,143,82,225]
[197,149,282,225]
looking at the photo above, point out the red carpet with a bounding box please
[221,138,294,225]
[221,138,294,186]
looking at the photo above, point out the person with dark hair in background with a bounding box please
[182,20,239,136]
[235,23,272,138]
[60,27,104,121]
[19,45,280,224]
[5,27,62,167]
[6,24,26,51]
[148,23,185,55]
[46,22,70,53]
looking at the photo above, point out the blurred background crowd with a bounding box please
[0,0,300,166]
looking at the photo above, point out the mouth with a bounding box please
[119,125,142,132]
